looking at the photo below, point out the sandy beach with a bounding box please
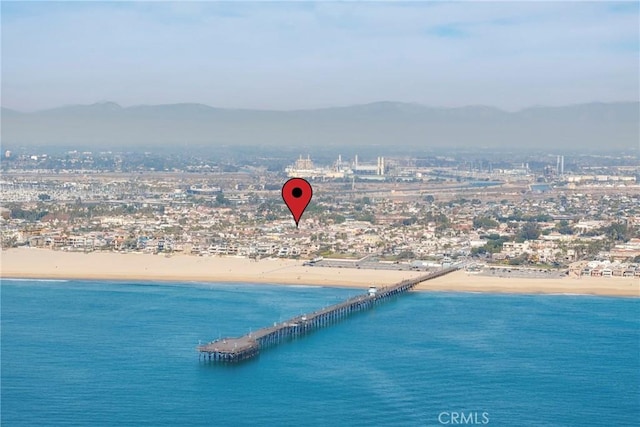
[414,270,639,297]
[0,248,423,288]
[1,248,638,297]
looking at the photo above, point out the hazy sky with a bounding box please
[2,1,638,111]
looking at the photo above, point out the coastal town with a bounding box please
[2,149,639,280]
[3,2,640,426]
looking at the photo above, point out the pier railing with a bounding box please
[197,266,458,363]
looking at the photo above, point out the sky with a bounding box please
[1,1,639,112]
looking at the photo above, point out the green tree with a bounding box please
[402,216,418,226]
[585,240,606,256]
[555,220,573,235]
[355,212,376,224]
[483,239,505,253]
[471,246,487,256]
[215,193,229,206]
[329,214,346,224]
[603,222,631,242]
[396,250,415,260]
[473,216,499,229]
[508,254,528,265]
[519,222,540,241]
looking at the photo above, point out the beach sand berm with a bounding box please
[1,248,638,297]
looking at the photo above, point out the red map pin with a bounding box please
[282,178,313,227]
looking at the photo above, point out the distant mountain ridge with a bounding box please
[2,101,638,150]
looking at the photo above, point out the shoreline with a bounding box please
[1,248,638,297]
[0,247,425,288]
[414,271,639,298]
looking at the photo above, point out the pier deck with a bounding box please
[198,266,458,362]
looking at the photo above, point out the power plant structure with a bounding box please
[285,155,386,179]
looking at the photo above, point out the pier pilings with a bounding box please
[197,267,457,362]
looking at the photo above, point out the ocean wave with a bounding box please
[548,292,592,296]
[282,284,320,289]
[2,278,69,283]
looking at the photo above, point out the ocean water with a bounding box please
[1,279,638,427]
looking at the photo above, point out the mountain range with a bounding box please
[1,101,638,150]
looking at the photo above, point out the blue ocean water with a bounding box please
[1,279,638,426]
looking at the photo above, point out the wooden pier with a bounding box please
[197,266,458,362]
